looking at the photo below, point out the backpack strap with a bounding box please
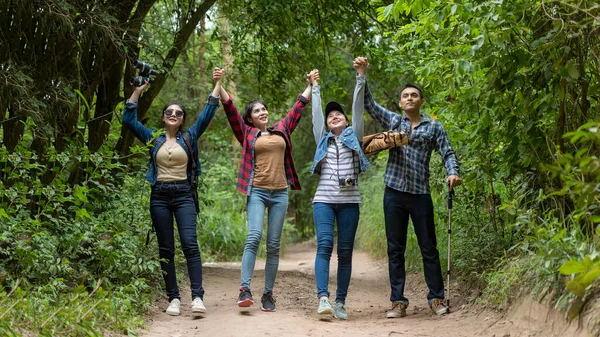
[181,131,197,175]
[181,131,200,214]
[148,135,159,162]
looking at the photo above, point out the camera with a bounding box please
[339,177,356,187]
[130,60,157,87]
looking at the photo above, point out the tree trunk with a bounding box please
[199,17,208,100]
[2,106,26,153]
[218,5,242,169]
[577,39,590,122]
[557,79,567,152]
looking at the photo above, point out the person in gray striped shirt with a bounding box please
[309,68,371,320]
[353,57,462,318]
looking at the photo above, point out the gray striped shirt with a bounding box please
[313,139,361,204]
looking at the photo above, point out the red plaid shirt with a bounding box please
[222,95,309,195]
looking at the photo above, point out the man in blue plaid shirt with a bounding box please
[353,57,461,318]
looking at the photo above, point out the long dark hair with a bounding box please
[243,99,268,127]
[161,101,187,132]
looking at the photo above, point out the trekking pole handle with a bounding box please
[447,183,454,210]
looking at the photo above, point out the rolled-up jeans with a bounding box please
[313,202,359,304]
[150,180,204,302]
[241,186,289,294]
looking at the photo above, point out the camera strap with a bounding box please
[333,139,357,184]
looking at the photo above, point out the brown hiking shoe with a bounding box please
[386,301,407,318]
[431,299,449,316]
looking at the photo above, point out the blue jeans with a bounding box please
[150,180,204,302]
[241,187,289,293]
[313,203,359,304]
[384,187,444,307]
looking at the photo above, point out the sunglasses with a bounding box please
[164,109,184,117]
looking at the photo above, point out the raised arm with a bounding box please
[310,70,324,145]
[122,81,154,144]
[212,67,223,98]
[217,68,231,103]
[352,61,366,139]
[353,57,399,130]
[300,70,315,100]
[215,67,245,145]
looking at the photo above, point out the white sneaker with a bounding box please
[166,298,181,316]
[334,302,348,320]
[191,297,207,314]
[317,297,333,315]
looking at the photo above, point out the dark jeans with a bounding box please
[384,187,444,306]
[150,180,204,302]
[313,203,360,304]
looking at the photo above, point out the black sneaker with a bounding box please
[260,291,276,312]
[237,287,254,307]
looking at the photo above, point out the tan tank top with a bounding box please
[156,142,188,181]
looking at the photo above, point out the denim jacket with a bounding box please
[122,96,219,185]
[310,85,370,175]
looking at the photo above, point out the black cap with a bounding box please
[325,101,347,119]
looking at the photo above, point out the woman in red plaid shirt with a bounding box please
[216,69,319,312]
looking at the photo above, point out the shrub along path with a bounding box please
[138,242,584,337]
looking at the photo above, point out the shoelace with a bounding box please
[432,300,445,309]
[263,294,276,304]
[240,288,253,298]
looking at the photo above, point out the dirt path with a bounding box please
[139,242,583,337]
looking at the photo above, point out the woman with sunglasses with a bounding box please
[309,67,370,320]
[215,68,318,312]
[122,68,224,316]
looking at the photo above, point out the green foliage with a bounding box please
[479,259,528,310]
[2,0,600,333]
[474,124,600,312]
[554,123,600,320]
[546,122,600,234]
[559,254,600,321]
[361,0,600,321]
[560,257,600,298]
[0,138,158,334]
[0,278,150,337]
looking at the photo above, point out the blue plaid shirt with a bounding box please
[357,75,460,194]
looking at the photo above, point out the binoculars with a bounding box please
[130,60,157,87]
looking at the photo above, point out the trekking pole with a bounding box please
[446,184,454,311]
